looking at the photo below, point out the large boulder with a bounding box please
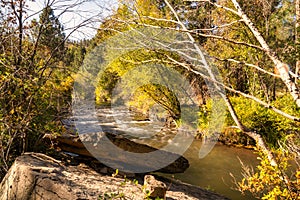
[0,153,230,200]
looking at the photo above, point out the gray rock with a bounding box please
[0,153,230,200]
[144,175,167,199]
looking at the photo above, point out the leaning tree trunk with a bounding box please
[163,0,292,189]
[295,0,300,79]
[231,0,300,107]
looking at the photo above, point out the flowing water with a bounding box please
[73,106,259,199]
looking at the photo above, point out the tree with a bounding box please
[92,0,211,118]
[90,0,300,198]
[0,0,88,180]
[37,5,65,59]
[296,0,300,78]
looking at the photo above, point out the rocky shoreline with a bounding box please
[0,152,230,200]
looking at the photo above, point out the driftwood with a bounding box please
[45,132,189,174]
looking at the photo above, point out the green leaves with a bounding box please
[0,3,74,180]
[38,5,65,58]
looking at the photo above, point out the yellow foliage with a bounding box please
[127,88,155,114]
[238,151,300,199]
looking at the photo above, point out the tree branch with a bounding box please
[187,0,300,106]
[164,55,300,122]
[125,19,266,51]
[295,0,300,80]
[230,0,300,107]
[213,57,280,78]
[162,0,283,169]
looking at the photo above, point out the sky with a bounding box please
[26,0,118,40]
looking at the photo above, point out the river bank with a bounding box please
[64,106,260,199]
[0,152,230,200]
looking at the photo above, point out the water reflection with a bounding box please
[93,107,259,199]
[158,141,259,200]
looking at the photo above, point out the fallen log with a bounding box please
[44,132,189,174]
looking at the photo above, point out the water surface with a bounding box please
[74,106,259,199]
[158,141,259,200]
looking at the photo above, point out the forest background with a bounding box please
[0,0,299,199]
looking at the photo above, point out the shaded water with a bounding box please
[158,141,259,200]
[81,106,259,199]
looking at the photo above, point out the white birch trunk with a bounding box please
[295,0,300,79]
[164,0,280,167]
[231,0,300,107]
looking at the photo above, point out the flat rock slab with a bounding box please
[50,132,190,173]
[0,153,230,200]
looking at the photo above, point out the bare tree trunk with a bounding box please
[10,0,24,65]
[163,3,292,188]
[295,0,300,80]
[231,0,300,107]
[222,95,277,165]
[18,0,23,65]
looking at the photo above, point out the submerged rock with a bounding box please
[0,153,230,200]
[46,132,190,174]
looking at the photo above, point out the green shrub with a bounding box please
[238,150,300,200]
[198,95,300,147]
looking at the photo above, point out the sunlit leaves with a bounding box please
[238,150,300,199]
[0,1,74,179]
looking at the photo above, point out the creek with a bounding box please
[157,141,258,200]
[75,106,259,199]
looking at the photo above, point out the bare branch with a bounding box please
[184,0,239,15]
[186,0,300,106]
[193,19,244,31]
[116,19,266,50]
[230,0,300,107]
[295,0,300,79]
[164,56,300,122]
[142,16,180,24]
[213,57,280,78]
